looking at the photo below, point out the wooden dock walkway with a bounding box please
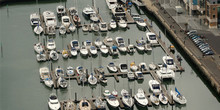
[125,11,135,24]
[50,71,59,89]
[93,6,103,23]
[132,0,145,7]
[39,14,47,35]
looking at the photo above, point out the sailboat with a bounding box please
[170,88,187,104]
[34,24,43,35]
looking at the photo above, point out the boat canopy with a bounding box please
[149,35,156,40]
[152,84,160,89]
[82,102,89,107]
[109,62,115,67]
[166,59,174,65]
[121,64,127,69]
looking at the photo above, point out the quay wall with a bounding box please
[141,0,220,95]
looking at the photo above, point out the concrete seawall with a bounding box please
[141,0,220,95]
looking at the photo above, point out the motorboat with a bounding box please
[79,99,91,110]
[146,32,158,44]
[149,62,157,70]
[118,19,127,28]
[70,47,77,57]
[107,62,118,73]
[59,25,66,35]
[109,19,117,29]
[47,26,56,35]
[80,74,87,84]
[127,44,135,53]
[162,55,176,69]
[127,72,135,80]
[144,43,152,52]
[34,25,43,35]
[47,39,56,50]
[94,38,103,48]
[99,22,108,32]
[89,46,98,55]
[94,97,106,110]
[112,89,118,97]
[97,66,105,75]
[135,71,144,80]
[106,0,117,9]
[69,23,76,32]
[132,13,141,22]
[91,23,99,32]
[136,18,147,28]
[49,50,59,61]
[55,66,64,77]
[70,40,80,51]
[106,95,119,108]
[99,74,107,84]
[110,46,118,56]
[170,88,187,104]
[156,67,175,80]
[118,44,127,52]
[150,94,159,105]
[64,100,76,110]
[66,66,74,76]
[69,7,78,16]
[119,63,128,73]
[56,5,65,16]
[159,93,168,104]
[82,5,95,17]
[100,45,109,54]
[61,16,71,27]
[30,13,40,26]
[39,67,50,81]
[82,24,89,32]
[69,7,81,24]
[44,78,54,88]
[36,53,46,62]
[103,36,114,47]
[149,80,161,95]
[130,62,138,72]
[58,76,68,88]
[48,93,61,110]
[139,62,147,71]
[34,42,44,54]
[90,13,99,22]
[43,11,57,27]
[83,40,92,49]
[76,66,86,75]
[103,90,111,97]
[136,43,145,52]
[88,73,97,85]
[111,5,126,19]
[134,88,148,107]
[121,89,134,108]
[115,37,125,46]
[62,49,69,58]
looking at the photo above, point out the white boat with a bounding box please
[62,49,68,58]
[107,62,118,73]
[127,72,135,80]
[130,62,138,72]
[162,55,176,69]
[132,13,140,22]
[69,7,81,24]
[58,76,68,88]
[127,44,135,53]
[159,93,168,104]
[66,66,74,76]
[119,63,128,73]
[136,18,147,28]
[146,32,158,44]
[55,66,64,77]
[82,5,95,17]
[156,67,175,80]
[106,0,117,9]
[69,23,76,32]
[30,13,40,26]
[70,40,80,51]
[149,80,161,95]
[70,47,77,57]
[64,100,76,110]
[88,73,97,85]
[139,62,147,71]
[73,15,81,25]
[34,25,43,34]
[115,37,125,46]
[47,39,56,50]
[112,89,118,97]
[136,43,145,52]
[149,62,157,70]
[39,67,50,80]
[59,25,66,35]
[135,71,144,80]
[79,99,91,110]
[109,19,117,29]
[49,50,59,61]
[47,26,56,35]
[44,78,54,88]
[61,16,71,27]
[111,5,126,19]
[36,53,46,62]
[106,95,119,108]
[118,44,127,52]
[99,74,107,84]
[48,93,61,110]
[94,97,106,110]
[91,23,99,32]
[150,94,160,105]
[144,43,152,52]
[43,11,57,27]
[99,22,108,32]
[134,88,148,107]
[34,42,44,54]
[94,38,103,48]
[80,74,87,84]
[90,13,99,22]
[82,24,89,32]
[118,19,127,28]
[103,36,114,47]
[170,88,187,104]
[76,66,86,75]
[97,66,105,74]
[100,45,108,54]
[83,40,92,49]
[103,90,111,97]
[69,7,78,16]
[121,89,134,108]
[56,5,65,16]
[110,46,118,56]
[89,46,97,55]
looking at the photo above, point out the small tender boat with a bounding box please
[121,89,134,108]
[56,5,65,16]
[106,0,117,9]
[79,99,91,110]
[34,42,44,54]
[55,66,64,77]
[144,43,152,52]
[94,38,103,48]
[59,25,66,35]
[130,62,138,72]
[82,24,89,32]
[36,53,46,62]
[106,95,119,108]
[149,62,157,70]
[90,13,99,22]
[132,13,140,21]
[135,71,144,80]
[82,5,95,17]
[69,7,77,16]
[100,45,109,54]
[149,80,161,95]
[66,66,74,76]
[112,89,118,97]
[49,50,59,61]
[47,39,56,50]
[62,49,69,58]
[61,16,71,27]
[43,11,57,27]
[127,72,135,80]
[162,55,176,69]
[136,43,145,52]
[136,18,147,28]
[134,88,148,107]
[70,40,80,51]
[99,74,107,84]
[89,46,97,55]
[127,44,135,53]
[30,13,40,26]
[99,22,108,32]
[146,32,158,44]
[109,19,117,29]
[80,46,89,56]
[118,19,127,28]
[103,36,114,47]
[110,46,118,56]
[91,23,99,32]
[150,94,160,105]
[88,73,97,85]
[69,23,76,32]
[58,76,68,88]
[48,93,61,110]
[156,67,175,80]
[34,25,43,35]
[119,63,128,73]
[103,90,111,97]
[70,47,77,57]
[94,97,106,110]
[64,100,76,110]
[159,93,168,105]
[139,62,147,71]
[170,88,187,104]
[76,66,86,75]
[107,62,117,73]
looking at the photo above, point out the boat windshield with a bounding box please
[109,63,115,67]
[119,44,125,47]
[121,64,127,69]
[137,73,143,77]
[166,59,174,65]
[118,38,124,43]
[91,46,96,50]
[82,102,88,107]
[32,18,40,21]
[109,95,116,100]
[101,24,107,28]
[50,95,57,100]
[63,19,69,22]
[149,35,156,40]
[48,44,54,46]
[51,102,58,104]
[139,96,145,99]
[152,84,160,89]
[58,8,64,12]
[86,41,91,45]
[72,41,78,46]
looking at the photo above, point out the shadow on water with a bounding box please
[136,79,144,84]
[135,103,148,110]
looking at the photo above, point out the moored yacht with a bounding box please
[61,16,71,27]
[70,40,80,51]
[149,80,161,95]
[134,88,148,107]
[146,32,158,45]
[56,5,65,16]
[162,55,176,69]
[30,13,40,26]
[47,39,56,50]
[99,22,108,32]
[106,0,117,9]
[43,11,57,27]
[48,93,61,110]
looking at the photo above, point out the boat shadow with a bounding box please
[136,79,144,84]
[134,103,148,110]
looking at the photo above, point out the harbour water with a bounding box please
[0,0,220,110]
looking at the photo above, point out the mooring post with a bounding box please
[39,8,41,15]
[43,38,45,47]
[75,92,77,102]
[151,20,153,27]
[128,39,130,45]
[97,8,99,14]
[50,62,53,71]
[159,31,161,39]
[1,42,3,58]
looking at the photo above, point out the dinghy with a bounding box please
[139,62,147,71]
[36,53,46,62]
[76,66,86,75]
[130,62,138,72]
[112,89,118,97]
[88,73,97,85]
[79,99,91,110]
[59,25,66,35]
[82,24,89,32]
[150,94,159,105]
[70,47,77,57]
[103,90,111,97]
[34,25,43,35]
[55,66,64,77]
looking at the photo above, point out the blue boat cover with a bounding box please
[112,46,117,50]
[175,87,181,95]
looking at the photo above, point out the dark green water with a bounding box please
[0,0,220,110]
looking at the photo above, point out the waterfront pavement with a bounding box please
[142,0,220,94]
